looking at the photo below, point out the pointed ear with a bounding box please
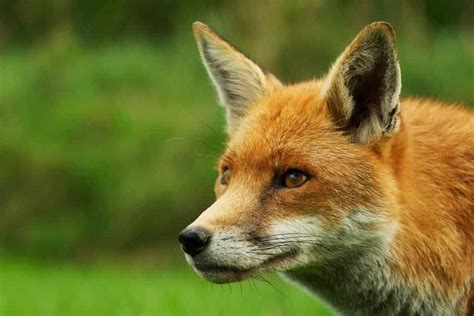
[323,22,402,144]
[193,22,282,133]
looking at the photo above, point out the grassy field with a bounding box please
[0,258,335,316]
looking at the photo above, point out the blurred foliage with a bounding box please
[0,258,334,315]
[0,0,472,259]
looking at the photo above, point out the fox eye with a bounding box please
[221,167,231,185]
[282,169,308,188]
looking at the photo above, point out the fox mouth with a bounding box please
[191,249,299,283]
[194,263,250,273]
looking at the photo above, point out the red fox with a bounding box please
[179,21,474,315]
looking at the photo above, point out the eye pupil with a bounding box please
[283,169,307,188]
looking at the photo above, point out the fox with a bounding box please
[178,21,474,315]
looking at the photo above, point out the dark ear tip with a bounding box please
[365,21,397,44]
[354,21,398,58]
[367,21,395,32]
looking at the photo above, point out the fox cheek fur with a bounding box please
[178,21,474,315]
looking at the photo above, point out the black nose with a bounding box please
[178,227,211,256]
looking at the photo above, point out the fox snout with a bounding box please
[178,227,211,256]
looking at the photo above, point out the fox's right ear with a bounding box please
[193,22,282,134]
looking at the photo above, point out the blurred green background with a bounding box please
[0,1,472,315]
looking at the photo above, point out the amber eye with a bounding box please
[282,169,308,188]
[221,167,231,185]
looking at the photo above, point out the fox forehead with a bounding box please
[221,81,350,169]
[217,81,381,211]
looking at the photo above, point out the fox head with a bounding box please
[180,22,402,283]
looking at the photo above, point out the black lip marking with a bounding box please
[194,264,250,274]
[194,248,299,274]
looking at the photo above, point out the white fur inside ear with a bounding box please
[196,33,268,132]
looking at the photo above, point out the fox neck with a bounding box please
[281,246,452,315]
[279,206,404,314]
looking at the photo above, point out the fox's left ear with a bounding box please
[323,22,402,144]
[193,22,282,134]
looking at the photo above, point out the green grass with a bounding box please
[0,258,335,316]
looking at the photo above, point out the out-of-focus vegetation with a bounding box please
[0,1,472,315]
[0,39,222,258]
[0,0,472,261]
